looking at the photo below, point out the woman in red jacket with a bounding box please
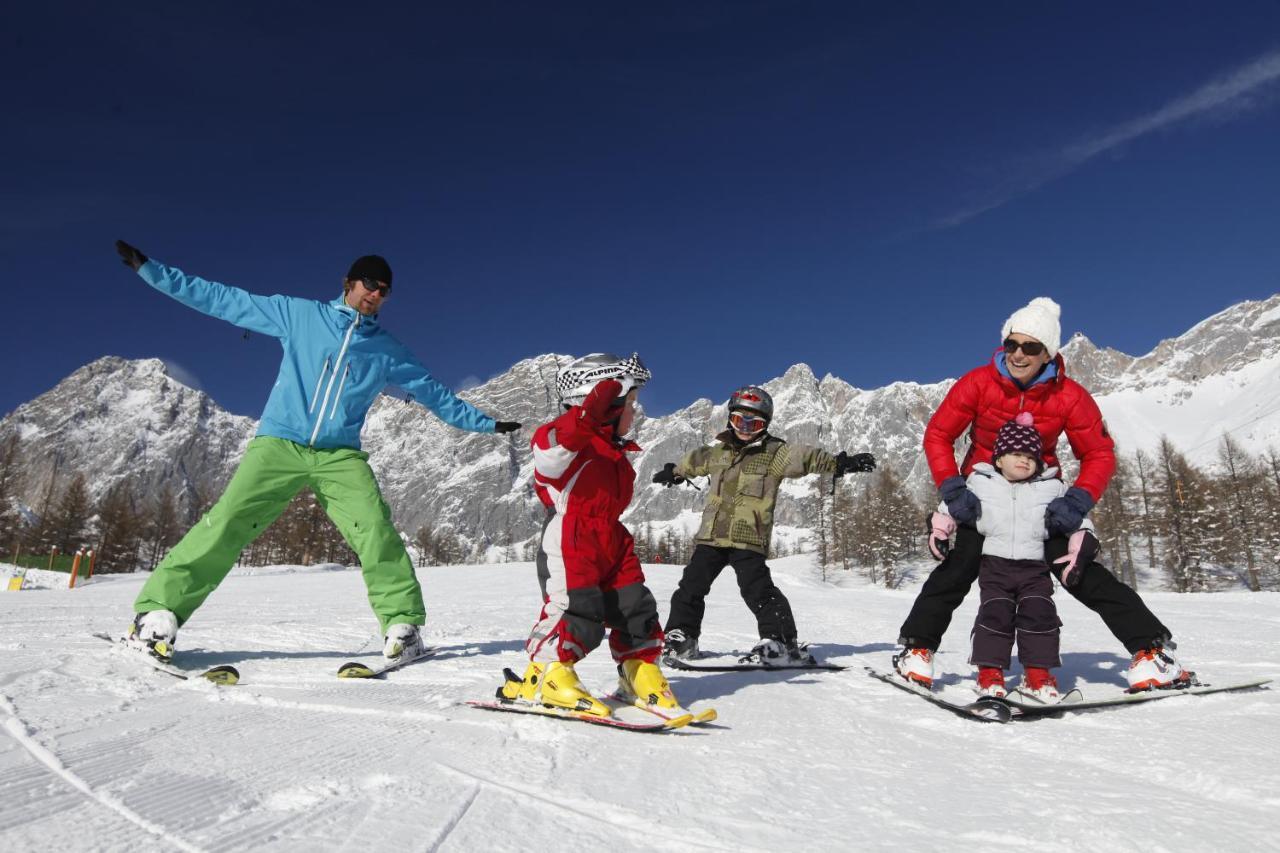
[894,297,1191,693]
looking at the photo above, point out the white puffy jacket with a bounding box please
[938,464,1094,561]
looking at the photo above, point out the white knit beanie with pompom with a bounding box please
[1001,297,1062,358]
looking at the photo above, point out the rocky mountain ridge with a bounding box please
[4,293,1278,552]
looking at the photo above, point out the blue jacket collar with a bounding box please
[329,296,380,329]
[993,352,1058,390]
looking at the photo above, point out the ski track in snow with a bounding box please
[0,693,203,852]
[1,560,1278,852]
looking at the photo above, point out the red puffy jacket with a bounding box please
[923,353,1115,502]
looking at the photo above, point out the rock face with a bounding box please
[3,357,255,523]
[4,294,1279,551]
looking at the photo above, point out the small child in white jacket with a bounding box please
[930,412,1094,701]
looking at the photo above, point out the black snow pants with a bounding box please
[665,544,797,642]
[897,526,1170,655]
[970,556,1060,669]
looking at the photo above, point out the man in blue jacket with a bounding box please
[114,241,520,663]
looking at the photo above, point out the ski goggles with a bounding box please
[1003,338,1045,357]
[356,278,392,297]
[729,411,767,434]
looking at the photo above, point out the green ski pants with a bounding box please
[135,436,424,633]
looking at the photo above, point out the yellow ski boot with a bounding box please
[500,661,545,702]
[539,662,611,718]
[618,659,715,724]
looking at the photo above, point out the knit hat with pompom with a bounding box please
[993,411,1044,474]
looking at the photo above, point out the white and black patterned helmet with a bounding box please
[556,353,652,407]
[728,385,773,420]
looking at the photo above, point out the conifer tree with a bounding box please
[95,482,143,572]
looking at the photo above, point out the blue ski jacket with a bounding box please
[138,259,496,449]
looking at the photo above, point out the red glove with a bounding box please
[581,379,624,425]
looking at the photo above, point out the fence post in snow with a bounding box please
[69,549,84,589]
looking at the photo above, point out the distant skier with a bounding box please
[895,296,1192,692]
[501,353,688,719]
[654,386,875,665]
[113,241,520,663]
[929,412,1097,702]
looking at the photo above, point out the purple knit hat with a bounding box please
[993,411,1043,473]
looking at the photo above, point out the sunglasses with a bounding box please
[729,411,767,434]
[357,278,391,297]
[1003,338,1045,357]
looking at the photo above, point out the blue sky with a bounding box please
[5,3,1280,419]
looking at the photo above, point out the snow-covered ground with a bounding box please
[2,558,1277,852]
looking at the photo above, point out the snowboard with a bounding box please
[466,698,693,732]
[336,647,438,679]
[93,632,240,685]
[666,655,845,673]
[865,667,1012,723]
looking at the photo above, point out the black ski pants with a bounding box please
[665,545,797,642]
[897,526,1170,655]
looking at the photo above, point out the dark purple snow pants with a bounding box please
[970,556,1061,669]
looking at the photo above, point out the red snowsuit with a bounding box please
[526,407,663,664]
[923,353,1116,502]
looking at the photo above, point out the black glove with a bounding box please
[115,240,147,271]
[1045,486,1095,536]
[834,451,876,477]
[652,462,686,488]
[494,421,521,434]
[939,475,981,526]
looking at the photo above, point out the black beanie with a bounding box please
[346,255,393,287]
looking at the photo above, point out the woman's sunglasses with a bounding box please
[1003,338,1045,357]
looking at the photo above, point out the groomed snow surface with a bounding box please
[2,558,1277,852]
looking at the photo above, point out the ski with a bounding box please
[603,692,719,726]
[336,647,438,679]
[466,698,692,732]
[92,632,240,685]
[1002,678,1272,717]
[864,667,1012,723]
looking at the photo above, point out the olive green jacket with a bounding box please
[676,431,837,554]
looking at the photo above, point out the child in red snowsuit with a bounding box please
[500,354,685,720]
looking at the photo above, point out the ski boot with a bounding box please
[741,638,816,666]
[500,661,545,702]
[1127,643,1194,692]
[892,647,934,688]
[662,628,700,663]
[1019,667,1059,703]
[127,610,178,663]
[382,623,427,661]
[504,661,610,717]
[617,659,709,724]
[541,662,611,717]
[617,659,681,710]
[975,666,1007,698]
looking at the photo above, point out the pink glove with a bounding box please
[927,512,956,561]
[1053,529,1099,588]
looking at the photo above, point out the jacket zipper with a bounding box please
[309,358,331,414]
[328,363,351,421]
[309,313,360,445]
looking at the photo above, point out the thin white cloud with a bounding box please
[937,49,1280,229]
[161,359,204,392]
